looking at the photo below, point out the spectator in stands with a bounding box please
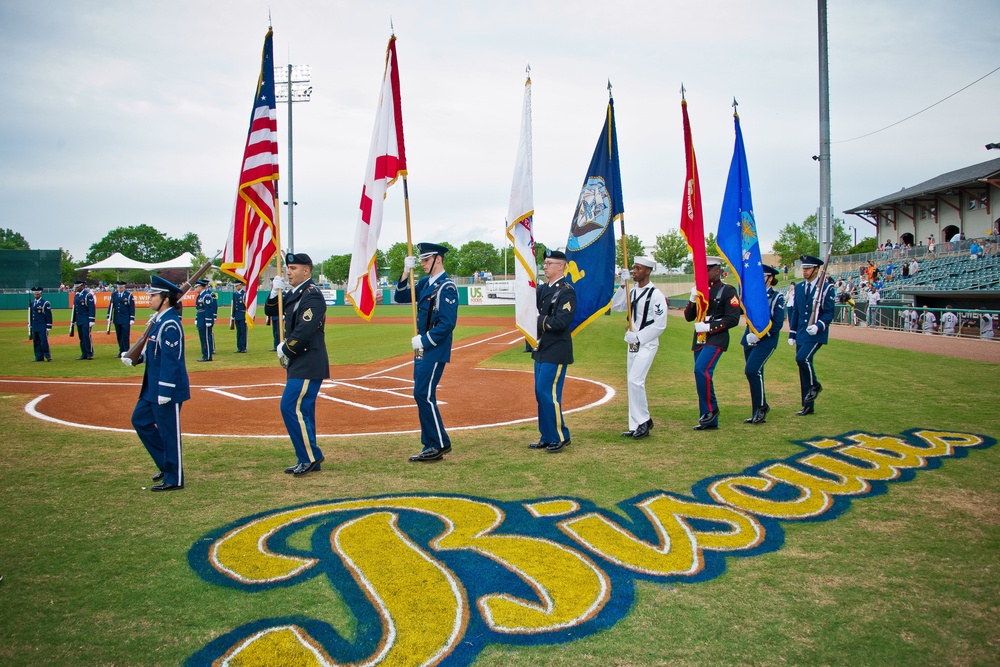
[866,286,881,326]
[909,258,920,276]
[919,306,937,334]
[941,307,959,336]
[928,239,936,255]
[970,240,982,260]
[885,262,894,281]
[901,260,910,278]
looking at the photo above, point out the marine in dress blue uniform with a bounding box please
[29,287,53,361]
[125,275,190,491]
[787,254,835,415]
[72,280,96,359]
[108,281,136,357]
[232,286,248,352]
[740,265,785,424]
[683,256,742,430]
[267,253,329,476]
[193,280,217,361]
[394,243,459,462]
[529,250,576,453]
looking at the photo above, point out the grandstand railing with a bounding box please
[830,303,999,340]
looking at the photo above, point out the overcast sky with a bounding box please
[3,0,998,266]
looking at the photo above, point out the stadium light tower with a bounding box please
[275,63,312,253]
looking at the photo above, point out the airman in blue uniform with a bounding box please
[394,242,459,462]
[787,254,835,415]
[267,253,329,476]
[124,275,190,491]
[740,265,785,424]
[108,280,136,357]
[29,287,53,362]
[232,286,248,352]
[529,249,576,452]
[193,280,217,361]
[72,280,96,360]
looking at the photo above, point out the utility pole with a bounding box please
[274,63,312,253]
[817,0,833,260]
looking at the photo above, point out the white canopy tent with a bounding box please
[80,251,197,271]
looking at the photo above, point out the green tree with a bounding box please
[771,214,852,267]
[322,254,352,284]
[0,228,30,250]
[386,242,409,279]
[85,224,201,264]
[374,249,388,275]
[615,234,646,269]
[705,231,720,258]
[60,249,78,285]
[849,237,877,254]
[533,242,549,267]
[455,240,500,277]
[439,242,460,276]
[652,229,689,270]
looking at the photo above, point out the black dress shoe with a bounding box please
[760,403,770,416]
[293,459,323,476]
[699,410,720,424]
[546,440,570,452]
[409,448,443,462]
[438,445,452,455]
[751,411,767,424]
[796,406,815,416]
[693,423,718,430]
[528,441,556,449]
[196,358,208,362]
[76,355,86,360]
[152,471,164,482]
[284,464,298,474]
[804,385,822,403]
[620,430,635,437]
[743,416,756,424]
[150,483,184,492]
[632,421,651,439]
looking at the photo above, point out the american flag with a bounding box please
[220,28,279,327]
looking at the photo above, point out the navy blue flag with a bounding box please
[716,112,771,336]
[565,98,624,335]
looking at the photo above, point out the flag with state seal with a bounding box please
[346,36,408,321]
[717,108,771,335]
[220,27,279,328]
[564,94,624,335]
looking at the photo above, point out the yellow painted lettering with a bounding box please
[707,473,830,519]
[912,430,985,455]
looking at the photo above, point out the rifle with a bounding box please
[122,251,222,365]
[106,298,113,335]
[808,249,834,328]
[27,296,32,341]
[69,299,76,338]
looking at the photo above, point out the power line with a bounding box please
[834,65,1000,144]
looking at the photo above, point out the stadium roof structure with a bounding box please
[80,251,197,271]
[844,157,1000,225]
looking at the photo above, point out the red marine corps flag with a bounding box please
[220,28,279,328]
[347,35,408,320]
[679,87,709,331]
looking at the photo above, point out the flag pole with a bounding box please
[609,80,633,332]
[402,176,419,340]
[273,198,285,344]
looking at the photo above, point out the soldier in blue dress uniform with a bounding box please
[740,265,785,424]
[529,249,576,453]
[232,285,248,352]
[29,287,53,361]
[684,256,742,430]
[123,275,190,491]
[394,242,459,462]
[108,281,136,357]
[72,280,96,359]
[193,279,217,362]
[787,254,835,415]
[267,253,329,476]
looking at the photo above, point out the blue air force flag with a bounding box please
[565,98,625,335]
[717,112,771,336]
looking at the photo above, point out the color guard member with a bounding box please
[787,254,835,415]
[394,243,459,462]
[108,280,136,357]
[72,280,96,360]
[193,279,217,361]
[740,265,785,424]
[232,285,248,352]
[29,287,53,362]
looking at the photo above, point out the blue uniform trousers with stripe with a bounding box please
[32,331,51,361]
[413,358,450,452]
[693,345,724,425]
[534,361,570,444]
[197,324,213,360]
[280,378,324,465]
[77,321,93,358]
[795,342,823,408]
[743,342,777,414]
[234,320,247,352]
[132,397,184,487]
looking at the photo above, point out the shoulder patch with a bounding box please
[562,301,573,312]
[729,295,740,307]
[302,308,313,322]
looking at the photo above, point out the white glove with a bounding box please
[121,356,133,367]
[624,331,639,345]
[788,337,796,346]
[270,276,287,296]
[806,324,819,336]
[404,256,417,272]
[411,335,423,351]
[619,269,630,284]
[694,322,710,334]
[746,333,760,346]
[276,342,288,361]
[689,287,699,302]
[206,323,212,328]
[157,396,170,406]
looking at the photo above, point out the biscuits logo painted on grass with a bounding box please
[186,429,992,666]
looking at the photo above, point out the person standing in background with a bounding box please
[29,287,53,362]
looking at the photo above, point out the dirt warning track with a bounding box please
[3,329,614,438]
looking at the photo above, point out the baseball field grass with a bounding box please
[0,304,997,666]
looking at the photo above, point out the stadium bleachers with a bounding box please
[829,252,1000,299]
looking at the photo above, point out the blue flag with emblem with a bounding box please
[565,96,624,335]
[717,110,771,336]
